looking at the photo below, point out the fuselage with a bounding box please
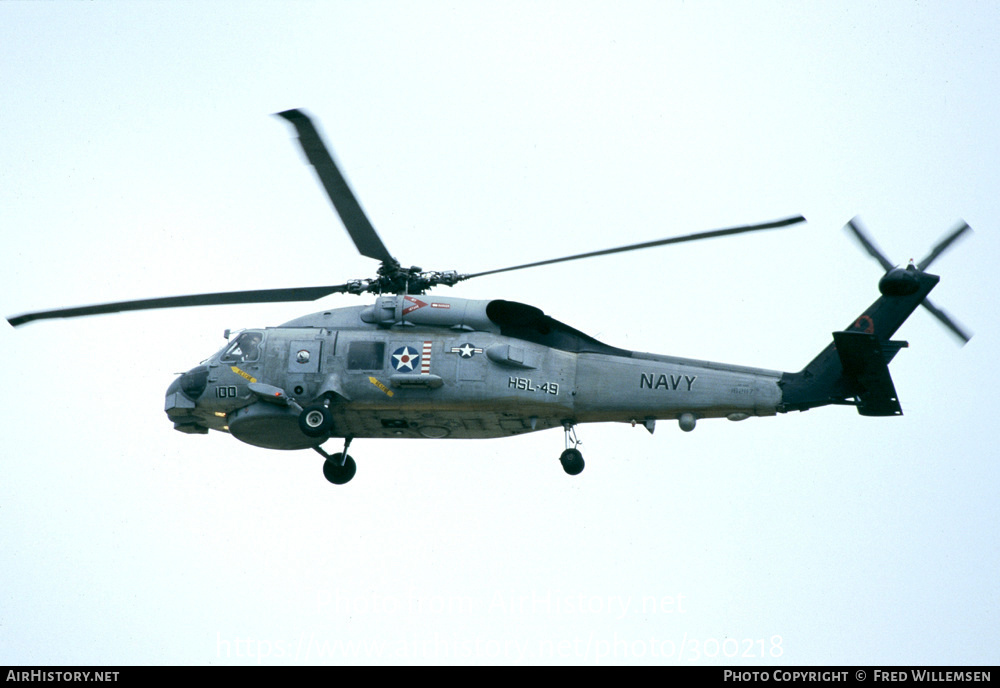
[165,295,783,450]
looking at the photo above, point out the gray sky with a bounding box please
[2,2,997,665]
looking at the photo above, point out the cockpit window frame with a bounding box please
[221,330,264,363]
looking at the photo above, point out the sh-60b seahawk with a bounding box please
[7,110,972,485]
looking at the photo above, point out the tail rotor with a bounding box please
[844,217,973,345]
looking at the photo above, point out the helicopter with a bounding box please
[7,109,973,485]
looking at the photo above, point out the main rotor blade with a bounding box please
[276,109,396,265]
[461,215,806,280]
[917,221,972,271]
[921,297,972,345]
[844,217,895,272]
[7,284,353,327]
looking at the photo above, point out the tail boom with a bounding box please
[777,267,939,415]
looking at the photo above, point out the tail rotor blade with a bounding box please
[917,221,973,271]
[845,217,895,272]
[921,297,972,345]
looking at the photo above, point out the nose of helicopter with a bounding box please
[164,365,208,423]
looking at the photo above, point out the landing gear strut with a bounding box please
[560,422,585,476]
[315,436,356,485]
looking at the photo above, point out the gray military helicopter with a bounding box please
[7,110,972,485]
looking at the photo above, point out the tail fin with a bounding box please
[777,266,939,415]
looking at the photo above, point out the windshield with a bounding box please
[221,331,263,362]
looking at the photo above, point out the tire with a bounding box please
[323,454,357,485]
[560,448,585,476]
[299,404,333,437]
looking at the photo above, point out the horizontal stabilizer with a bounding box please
[832,331,905,416]
[880,339,909,365]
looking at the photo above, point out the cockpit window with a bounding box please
[222,331,263,362]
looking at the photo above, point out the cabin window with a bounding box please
[347,341,384,370]
[222,331,263,362]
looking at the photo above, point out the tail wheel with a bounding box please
[323,454,357,485]
[299,404,333,437]
[560,448,585,476]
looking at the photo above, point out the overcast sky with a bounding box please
[2,2,997,665]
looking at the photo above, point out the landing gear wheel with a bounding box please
[560,448,585,476]
[299,404,333,437]
[323,453,357,485]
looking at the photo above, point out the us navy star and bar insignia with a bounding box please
[448,342,483,358]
